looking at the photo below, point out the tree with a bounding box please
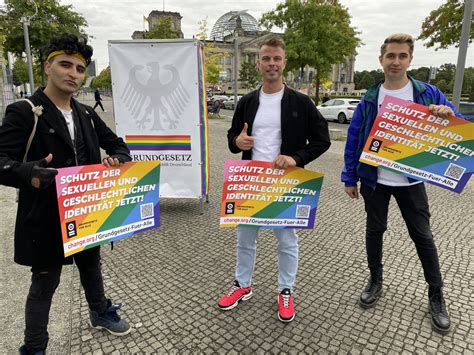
[196,18,224,85]
[12,57,28,86]
[239,61,260,89]
[436,79,449,93]
[462,67,474,98]
[419,0,473,50]
[433,63,456,91]
[145,17,179,39]
[0,34,6,65]
[408,67,430,82]
[91,66,111,89]
[261,0,360,104]
[1,0,88,85]
[359,72,375,90]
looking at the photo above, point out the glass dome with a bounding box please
[210,11,262,41]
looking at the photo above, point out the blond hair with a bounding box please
[259,37,286,51]
[380,33,414,57]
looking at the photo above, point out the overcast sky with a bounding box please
[12,0,474,73]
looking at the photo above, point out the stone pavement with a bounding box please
[1,96,473,353]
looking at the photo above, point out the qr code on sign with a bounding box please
[444,163,465,181]
[140,203,154,219]
[296,205,311,219]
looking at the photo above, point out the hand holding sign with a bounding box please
[273,155,297,169]
[428,104,454,119]
[235,123,254,151]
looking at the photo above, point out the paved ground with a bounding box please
[1,96,473,353]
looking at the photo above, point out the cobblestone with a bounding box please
[1,97,473,353]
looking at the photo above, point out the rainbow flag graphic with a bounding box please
[126,135,191,151]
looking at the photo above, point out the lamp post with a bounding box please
[233,30,238,108]
[20,0,38,96]
[229,11,247,108]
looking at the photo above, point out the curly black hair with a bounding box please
[43,33,93,66]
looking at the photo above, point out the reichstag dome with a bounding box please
[210,11,262,41]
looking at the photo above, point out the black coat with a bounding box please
[227,86,331,167]
[0,89,131,267]
[94,90,102,102]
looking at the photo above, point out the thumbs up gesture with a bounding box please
[31,153,58,189]
[235,123,254,151]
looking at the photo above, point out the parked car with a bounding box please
[209,95,229,104]
[317,98,360,123]
[459,102,474,121]
[222,96,242,110]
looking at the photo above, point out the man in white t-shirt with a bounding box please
[342,33,466,335]
[219,37,331,322]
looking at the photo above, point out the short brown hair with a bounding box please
[259,37,285,51]
[380,33,414,57]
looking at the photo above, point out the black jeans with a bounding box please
[360,183,443,288]
[93,100,104,111]
[24,247,107,352]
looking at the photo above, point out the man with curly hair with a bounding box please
[0,33,132,354]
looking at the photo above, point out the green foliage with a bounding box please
[1,0,88,59]
[358,72,374,90]
[196,18,224,85]
[354,70,383,89]
[408,67,430,82]
[12,57,41,86]
[419,0,473,50]
[1,0,88,86]
[12,58,28,85]
[239,61,260,89]
[469,80,474,102]
[462,68,474,100]
[436,79,449,93]
[355,64,474,96]
[260,0,360,104]
[0,34,6,65]
[145,17,179,39]
[91,66,111,89]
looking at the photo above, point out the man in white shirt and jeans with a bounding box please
[219,37,330,322]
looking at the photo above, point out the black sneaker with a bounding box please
[359,277,382,309]
[18,345,45,355]
[429,288,451,335]
[89,299,131,336]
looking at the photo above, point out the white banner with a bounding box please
[109,40,203,198]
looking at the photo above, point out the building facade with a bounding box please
[131,10,356,94]
[205,11,356,94]
[132,11,184,39]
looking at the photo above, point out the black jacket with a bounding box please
[0,88,131,267]
[94,89,102,102]
[227,86,331,167]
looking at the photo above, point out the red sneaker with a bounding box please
[218,280,253,310]
[278,288,295,322]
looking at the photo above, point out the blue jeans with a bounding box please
[235,226,298,291]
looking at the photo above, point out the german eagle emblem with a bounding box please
[121,62,190,130]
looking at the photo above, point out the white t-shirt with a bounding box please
[251,88,284,162]
[377,81,421,186]
[58,107,75,141]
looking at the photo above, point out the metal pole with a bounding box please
[452,0,473,109]
[233,33,238,108]
[21,17,35,95]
